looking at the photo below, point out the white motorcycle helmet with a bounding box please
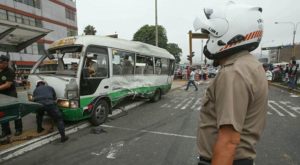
[193,2,263,60]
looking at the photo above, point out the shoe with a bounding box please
[37,128,45,133]
[14,130,22,136]
[61,136,69,143]
[0,131,11,138]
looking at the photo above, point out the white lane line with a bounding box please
[101,125,196,139]
[269,100,296,117]
[181,97,194,110]
[280,101,300,114]
[194,107,201,111]
[174,98,190,109]
[191,98,201,109]
[267,111,272,115]
[106,141,124,159]
[268,102,285,116]
[161,103,168,108]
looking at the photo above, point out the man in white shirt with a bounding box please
[185,68,198,91]
[263,64,272,85]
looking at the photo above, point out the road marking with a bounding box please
[268,102,285,116]
[181,97,194,109]
[106,141,124,159]
[174,98,189,109]
[269,100,296,117]
[101,125,196,139]
[280,101,300,114]
[267,111,272,115]
[191,98,201,109]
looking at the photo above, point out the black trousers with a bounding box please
[36,104,65,137]
[1,119,23,134]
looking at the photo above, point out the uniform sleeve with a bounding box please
[215,70,250,133]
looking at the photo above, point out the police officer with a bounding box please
[33,80,68,142]
[194,2,268,165]
[0,55,23,137]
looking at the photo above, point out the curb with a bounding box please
[0,101,145,163]
[270,83,300,94]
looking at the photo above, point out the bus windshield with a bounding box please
[33,46,82,76]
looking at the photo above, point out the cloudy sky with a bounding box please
[76,0,300,63]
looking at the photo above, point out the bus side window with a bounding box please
[155,58,162,75]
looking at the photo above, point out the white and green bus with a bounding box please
[27,36,175,125]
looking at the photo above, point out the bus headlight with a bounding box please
[57,99,69,108]
[57,99,79,109]
[28,94,33,101]
[70,100,79,108]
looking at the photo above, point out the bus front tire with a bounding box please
[150,89,161,102]
[90,100,109,126]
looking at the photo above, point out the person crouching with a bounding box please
[33,80,69,142]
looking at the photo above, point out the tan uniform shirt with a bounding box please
[197,51,268,160]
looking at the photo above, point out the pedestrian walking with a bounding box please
[288,60,298,91]
[194,2,268,165]
[33,80,69,142]
[185,68,198,91]
[263,63,273,85]
[0,55,23,137]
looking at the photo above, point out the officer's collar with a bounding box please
[221,50,249,67]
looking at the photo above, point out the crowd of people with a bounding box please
[266,60,299,91]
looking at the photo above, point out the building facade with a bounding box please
[0,0,77,70]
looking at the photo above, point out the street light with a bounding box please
[274,21,300,59]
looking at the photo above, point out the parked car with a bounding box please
[208,66,217,78]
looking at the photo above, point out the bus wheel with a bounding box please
[150,89,161,102]
[90,99,109,126]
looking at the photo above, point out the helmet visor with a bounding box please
[194,8,229,38]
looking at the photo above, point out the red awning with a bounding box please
[14,61,36,66]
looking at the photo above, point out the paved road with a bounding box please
[3,83,300,165]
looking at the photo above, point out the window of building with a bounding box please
[0,9,7,20]
[67,28,78,36]
[29,17,36,26]
[14,0,41,8]
[37,43,45,55]
[35,19,42,27]
[65,8,76,21]
[15,14,22,23]
[112,49,134,75]
[22,15,30,25]
[7,12,15,22]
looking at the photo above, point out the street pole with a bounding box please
[155,0,158,47]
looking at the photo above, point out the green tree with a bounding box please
[166,43,182,64]
[84,25,97,35]
[132,24,168,49]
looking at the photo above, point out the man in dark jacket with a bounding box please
[33,80,68,142]
[0,55,23,137]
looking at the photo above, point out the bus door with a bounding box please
[80,46,109,96]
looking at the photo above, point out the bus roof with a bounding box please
[49,35,175,60]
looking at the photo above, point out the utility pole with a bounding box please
[155,0,158,47]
